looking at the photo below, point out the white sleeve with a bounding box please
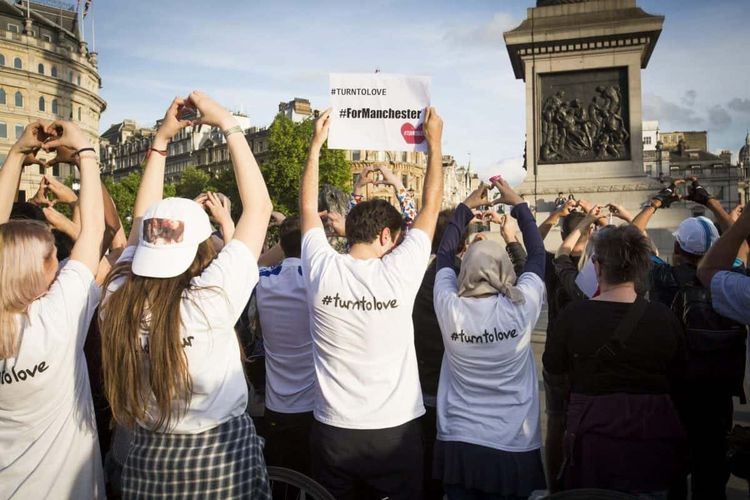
[192,239,258,323]
[382,228,431,289]
[515,272,546,327]
[433,267,459,334]
[37,259,97,348]
[301,228,336,284]
[711,271,750,325]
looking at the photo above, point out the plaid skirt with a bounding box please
[122,413,271,499]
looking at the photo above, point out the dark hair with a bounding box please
[279,215,301,258]
[10,202,45,222]
[52,229,74,261]
[561,211,586,240]
[345,199,402,246]
[593,225,651,285]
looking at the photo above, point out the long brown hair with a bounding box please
[0,220,55,359]
[100,239,217,431]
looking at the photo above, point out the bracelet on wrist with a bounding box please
[223,125,243,137]
[145,148,167,160]
[74,147,96,158]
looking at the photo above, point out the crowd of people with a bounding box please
[1,92,750,500]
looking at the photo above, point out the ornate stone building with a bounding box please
[0,0,105,200]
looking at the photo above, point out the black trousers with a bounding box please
[683,391,734,500]
[255,409,314,477]
[310,417,424,500]
[421,406,444,499]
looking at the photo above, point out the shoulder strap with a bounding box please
[593,297,649,360]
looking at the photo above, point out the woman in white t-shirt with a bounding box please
[0,121,106,499]
[99,93,273,499]
[432,178,547,498]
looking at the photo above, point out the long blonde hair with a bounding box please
[99,239,218,431]
[0,220,56,359]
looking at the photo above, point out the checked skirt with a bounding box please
[121,413,271,499]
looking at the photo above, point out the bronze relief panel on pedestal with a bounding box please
[538,67,630,164]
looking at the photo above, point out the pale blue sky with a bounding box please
[89,0,749,177]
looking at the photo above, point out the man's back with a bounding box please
[301,227,431,429]
[256,257,316,413]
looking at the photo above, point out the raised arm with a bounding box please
[698,205,750,287]
[632,182,681,233]
[684,177,734,231]
[436,183,488,271]
[411,107,444,239]
[300,109,331,234]
[494,177,545,279]
[556,205,599,258]
[43,121,104,274]
[0,121,47,223]
[127,97,191,246]
[378,163,417,225]
[189,91,272,257]
[538,200,576,241]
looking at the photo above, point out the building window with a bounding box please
[7,24,19,33]
[0,54,4,66]
[13,57,22,69]
[42,34,52,43]
[76,75,81,86]
[51,65,58,77]
[68,71,73,82]
[15,124,23,139]
[15,91,23,107]
[77,107,81,121]
[0,122,6,138]
[37,63,44,75]
[644,136,652,145]
[51,99,58,115]
[352,150,361,161]
[0,88,5,105]
[401,151,407,162]
[38,96,45,112]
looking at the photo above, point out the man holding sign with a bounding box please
[300,100,443,499]
[328,73,431,153]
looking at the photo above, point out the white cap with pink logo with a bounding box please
[132,197,213,278]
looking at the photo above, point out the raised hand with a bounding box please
[606,202,633,222]
[377,163,402,188]
[729,204,743,223]
[483,209,504,225]
[29,177,54,207]
[556,199,577,216]
[684,176,712,206]
[464,182,490,209]
[44,174,78,205]
[46,145,79,168]
[651,179,685,209]
[268,211,287,227]
[311,108,332,149]
[491,176,524,207]
[155,96,193,143]
[204,192,233,226]
[582,204,603,225]
[423,107,443,150]
[12,121,49,154]
[324,210,346,237]
[186,91,236,130]
[43,120,91,152]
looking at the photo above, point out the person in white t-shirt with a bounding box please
[299,108,445,500]
[99,93,273,499]
[0,120,106,499]
[432,178,547,498]
[254,214,317,476]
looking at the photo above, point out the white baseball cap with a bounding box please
[132,198,212,278]
[673,216,719,256]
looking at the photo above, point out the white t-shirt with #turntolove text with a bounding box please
[104,240,257,434]
[0,260,105,499]
[257,257,316,413]
[302,227,431,430]
[433,268,546,452]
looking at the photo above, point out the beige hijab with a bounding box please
[457,239,525,304]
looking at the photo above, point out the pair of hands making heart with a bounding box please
[12,120,94,170]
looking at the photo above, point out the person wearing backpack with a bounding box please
[637,179,747,499]
[543,224,687,494]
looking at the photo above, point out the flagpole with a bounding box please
[91,3,95,52]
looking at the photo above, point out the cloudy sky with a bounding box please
[90,0,749,178]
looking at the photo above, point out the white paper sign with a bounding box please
[328,73,431,152]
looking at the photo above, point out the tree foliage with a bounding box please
[263,114,351,215]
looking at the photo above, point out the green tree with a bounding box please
[102,170,174,234]
[175,166,211,200]
[263,114,350,215]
